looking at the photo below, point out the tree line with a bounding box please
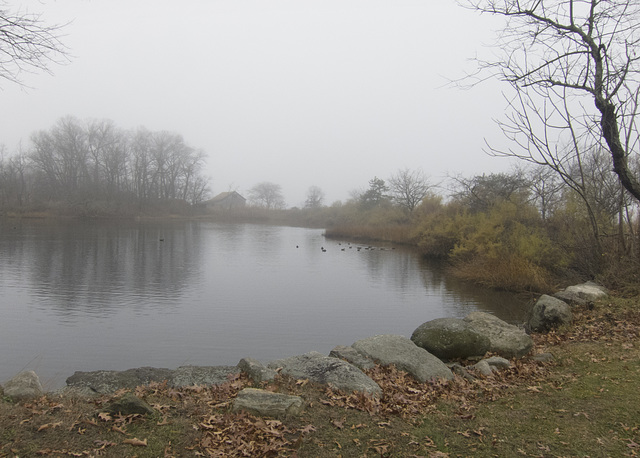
[322,150,639,293]
[0,117,210,214]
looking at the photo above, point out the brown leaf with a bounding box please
[112,425,127,435]
[93,440,117,448]
[331,418,345,430]
[97,412,112,422]
[123,437,148,447]
[299,424,316,434]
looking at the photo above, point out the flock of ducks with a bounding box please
[296,242,395,252]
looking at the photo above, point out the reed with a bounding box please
[450,255,555,293]
[324,223,415,245]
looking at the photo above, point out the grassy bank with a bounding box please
[1,296,639,457]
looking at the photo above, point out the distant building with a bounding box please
[202,191,246,210]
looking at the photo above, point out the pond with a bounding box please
[0,220,530,389]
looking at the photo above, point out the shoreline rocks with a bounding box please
[463,311,533,358]
[4,370,44,401]
[267,351,382,395]
[1,281,606,407]
[351,334,454,382]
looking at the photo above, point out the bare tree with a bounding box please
[0,2,68,87]
[304,185,325,208]
[388,168,432,213]
[527,164,564,221]
[450,171,531,213]
[248,182,286,209]
[464,0,640,202]
[28,118,210,206]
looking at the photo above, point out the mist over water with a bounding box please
[0,220,529,389]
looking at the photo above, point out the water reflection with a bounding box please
[0,221,529,389]
[1,220,203,319]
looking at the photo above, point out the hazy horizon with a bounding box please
[1,1,516,206]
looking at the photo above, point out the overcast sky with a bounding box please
[1,0,515,206]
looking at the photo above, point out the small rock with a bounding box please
[472,360,495,377]
[484,356,511,370]
[232,388,303,417]
[4,371,43,401]
[531,353,555,364]
[448,363,475,381]
[329,345,375,370]
[103,393,156,416]
[237,358,277,383]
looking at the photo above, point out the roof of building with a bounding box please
[206,191,246,203]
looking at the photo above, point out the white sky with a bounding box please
[1,0,515,206]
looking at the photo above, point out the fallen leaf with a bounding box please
[112,425,127,435]
[299,424,316,434]
[93,440,117,448]
[331,419,345,430]
[123,437,148,447]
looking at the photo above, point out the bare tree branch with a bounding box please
[462,0,640,202]
[0,2,69,87]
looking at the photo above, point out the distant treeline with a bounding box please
[0,117,209,216]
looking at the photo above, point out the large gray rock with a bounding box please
[237,358,277,384]
[4,370,44,401]
[170,365,239,387]
[411,317,491,360]
[351,335,453,382]
[527,294,572,332]
[329,345,375,370]
[267,352,381,395]
[553,290,588,306]
[554,281,607,305]
[464,312,533,358]
[66,367,174,394]
[233,388,303,417]
[66,365,239,394]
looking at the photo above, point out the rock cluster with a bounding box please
[0,281,606,420]
[526,281,608,332]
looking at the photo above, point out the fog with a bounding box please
[1,0,515,206]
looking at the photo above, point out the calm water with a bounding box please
[0,220,529,389]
